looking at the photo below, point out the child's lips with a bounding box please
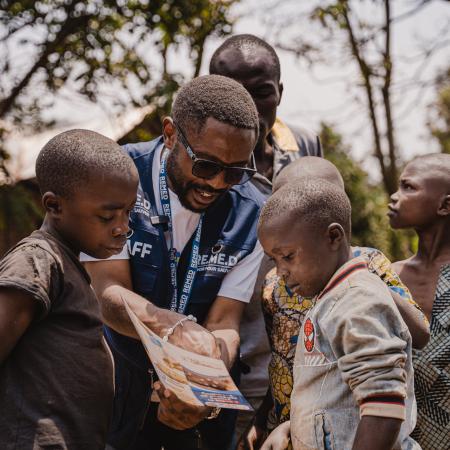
[106,240,127,252]
[387,205,397,216]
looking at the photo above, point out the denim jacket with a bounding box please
[290,257,420,450]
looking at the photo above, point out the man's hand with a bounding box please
[86,260,222,359]
[154,382,210,430]
[237,423,267,450]
[260,421,290,450]
[167,318,221,359]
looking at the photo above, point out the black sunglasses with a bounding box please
[174,123,257,185]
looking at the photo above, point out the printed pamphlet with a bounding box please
[123,300,253,411]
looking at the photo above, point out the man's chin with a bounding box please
[180,191,222,213]
[178,195,210,213]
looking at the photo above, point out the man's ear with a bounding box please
[278,82,284,106]
[437,194,450,217]
[327,223,345,250]
[162,117,176,150]
[42,192,63,218]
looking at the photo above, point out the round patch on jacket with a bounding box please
[303,318,315,352]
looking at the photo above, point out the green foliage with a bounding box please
[0,0,237,173]
[320,122,413,261]
[0,0,238,251]
[428,67,450,154]
[0,181,43,255]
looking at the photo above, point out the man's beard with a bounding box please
[166,148,227,213]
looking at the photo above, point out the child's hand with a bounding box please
[260,421,290,450]
[237,423,267,450]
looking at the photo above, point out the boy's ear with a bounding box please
[437,194,450,217]
[327,223,345,250]
[42,192,63,218]
[162,117,176,150]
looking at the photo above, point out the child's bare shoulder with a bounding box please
[391,256,415,275]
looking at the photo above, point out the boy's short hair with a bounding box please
[172,74,259,136]
[273,157,345,192]
[260,178,351,237]
[36,129,136,197]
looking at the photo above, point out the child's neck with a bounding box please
[415,219,450,267]
[40,216,79,256]
[334,245,353,273]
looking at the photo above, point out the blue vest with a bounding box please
[105,137,265,447]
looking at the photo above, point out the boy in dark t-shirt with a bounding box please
[0,129,138,449]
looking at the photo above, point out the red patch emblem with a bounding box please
[303,318,315,352]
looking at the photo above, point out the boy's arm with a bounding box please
[323,285,409,448]
[0,288,37,364]
[352,416,402,450]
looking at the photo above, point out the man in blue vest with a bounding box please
[85,75,265,450]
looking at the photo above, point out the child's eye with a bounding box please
[282,253,294,261]
[401,180,415,191]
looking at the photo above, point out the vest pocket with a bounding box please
[130,260,158,296]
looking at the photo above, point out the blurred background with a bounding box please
[1,0,449,258]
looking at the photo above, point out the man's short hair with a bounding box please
[259,178,351,237]
[36,129,136,197]
[172,74,259,136]
[209,34,281,81]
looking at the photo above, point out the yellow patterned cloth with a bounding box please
[262,246,427,431]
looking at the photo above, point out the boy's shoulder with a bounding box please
[347,267,392,297]
[323,257,390,298]
[0,230,88,317]
[2,230,61,267]
[2,230,72,269]
[317,258,395,318]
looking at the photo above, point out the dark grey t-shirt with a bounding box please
[0,230,114,449]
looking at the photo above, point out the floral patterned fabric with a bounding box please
[262,246,427,431]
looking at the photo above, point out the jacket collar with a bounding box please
[317,256,368,300]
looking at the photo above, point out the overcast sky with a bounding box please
[6,0,450,181]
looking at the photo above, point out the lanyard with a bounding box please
[159,152,204,314]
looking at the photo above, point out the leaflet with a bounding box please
[123,300,253,411]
